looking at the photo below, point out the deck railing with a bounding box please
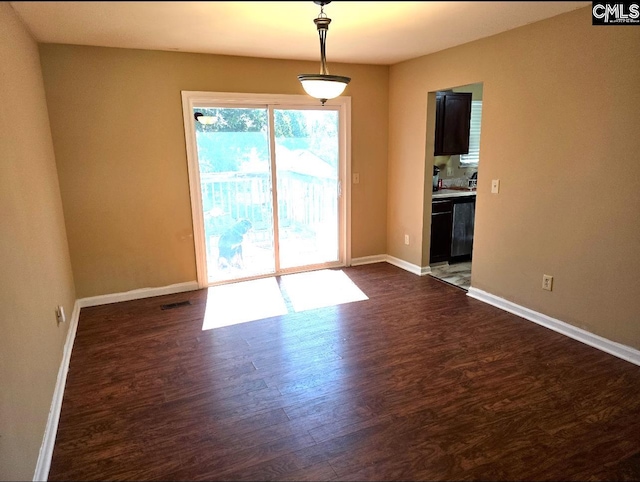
[200,171,337,239]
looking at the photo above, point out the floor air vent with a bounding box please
[161,300,192,310]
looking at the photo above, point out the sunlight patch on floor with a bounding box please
[202,269,368,331]
[202,277,287,330]
[280,269,369,313]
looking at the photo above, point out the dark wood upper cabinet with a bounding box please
[434,91,472,156]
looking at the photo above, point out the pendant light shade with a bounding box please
[299,74,350,100]
[298,1,350,105]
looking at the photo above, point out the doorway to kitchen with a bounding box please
[428,82,483,291]
[182,92,351,288]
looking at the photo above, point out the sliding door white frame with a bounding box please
[181,91,352,289]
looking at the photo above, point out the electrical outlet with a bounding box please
[542,275,553,291]
[56,305,66,324]
[353,173,360,184]
[404,234,410,245]
[491,179,500,194]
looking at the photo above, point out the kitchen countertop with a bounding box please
[432,188,477,199]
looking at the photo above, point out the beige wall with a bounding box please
[39,45,389,298]
[0,4,76,480]
[388,6,640,349]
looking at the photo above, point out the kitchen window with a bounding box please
[460,100,482,166]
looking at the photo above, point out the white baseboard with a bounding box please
[350,255,388,266]
[385,255,430,277]
[33,300,81,482]
[78,281,199,308]
[351,255,430,277]
[467,287,640,367]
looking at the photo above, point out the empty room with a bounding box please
[2,1,640,481]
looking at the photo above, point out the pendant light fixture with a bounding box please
[298,1,350,105]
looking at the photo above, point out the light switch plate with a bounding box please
[491,179,500,194]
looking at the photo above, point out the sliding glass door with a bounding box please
[193,107,276,283]
[182,93,350,287]
[274,108,339,270]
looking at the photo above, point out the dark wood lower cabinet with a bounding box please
[429,199,453,264]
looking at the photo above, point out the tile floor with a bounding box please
[429,261,472,291]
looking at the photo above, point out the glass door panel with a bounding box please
[193,107,276,283]
[274,109,340,270]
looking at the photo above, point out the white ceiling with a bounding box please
[11,1,590,65]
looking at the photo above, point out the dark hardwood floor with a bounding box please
[49,262,640,481]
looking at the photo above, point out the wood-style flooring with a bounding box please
[49,262,640,481]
